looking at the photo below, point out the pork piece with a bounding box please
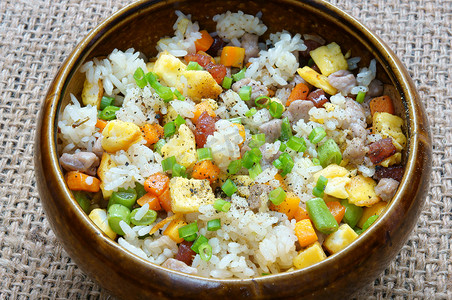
[327,70,357,95]
[343,98,367,128]
[287,100,314,124]
[241,33,259,63]
[349,123,367,140]
[175,241,196,266]
[259,143,281,165]
[232,78,269,103]
[343,138,367,164]
[368,138,397,164]
[248,184,273,213]
[162,258,197,275]
[59,152,100,176]
[194,112,216,148]
[375,178,399,201]
[258,119,283,143]
[374,165,404,182]
[92,137,104,158]
[307,89,328,108]
[367,79,384,98]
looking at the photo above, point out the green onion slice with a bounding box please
[279,117,293,142]
[255,95,271,108]
[161,156,177,172]
[269,187,286,205]
[133,67,147,88]
[100,96,115,110]
[197,148,213,161]
[239,85,252,101]
[174,89,185,101]
[191,235,209,253]
[130,208,157,226]
[268,101,284,118]
[107,204,131,235]
[178,222,199,239]
[222,76,233,89]
[317,139,342,167]
[232,67,246,81]
[309,127,327,144]
[228,117,242,124]
[245,108,257,117]
[248,163,262,180]
[287,136,307,152]
[248,133,266,148]
[213,199,231,212]
[163,121,176,138]
[174,115,186,127]
[221,179,237,197]
[98,105,120,121]
[187,61,204,71]
[198,242,213,261]
[227,159,242,175]
[172,163,187,178]
[207,219,221,231]
[153,139,166,155]
[356,91,366,103]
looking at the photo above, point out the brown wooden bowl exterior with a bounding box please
[34,0,431,299]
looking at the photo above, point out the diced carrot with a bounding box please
[245,62,252,68]
[369,95,395,116]
[137,192,162,211]
[191,160,221,183]
[269,192,300,220]
[66,171,100,193]
[267,88,275,97]
[144,172,170,196]
[95,119,108,132]
[194,30,214,52]
[192,102,216,123]
[294,219,318,247]
[140,123,164,146]
[158,187,172,212]
[286,83,310,107]
[220,46,245,68]
[149,213,182,235]
[196,50,216,64]
[294,206,310,222]
[163,219,187,243]
[232,123,246,146]
[326,201,346,224]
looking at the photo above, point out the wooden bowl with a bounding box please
[35,0,432,298]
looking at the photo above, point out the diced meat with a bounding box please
[206,35,226,57]
[328,70,357,95]
[343,138,367,164]
[374,165,404,182]
[307,89,328,107]
[258,119,283,143]
[162,258,197,275]
[287,100,314,124]
[185,53,226,84]
[367,79,384,98]
[175,241,196,266]
[194,112,216,148]
[241,33,259,63]
[248,184,273,213]
[375,178,399,201]
[300,39,322,58]
[92,137,104,158]
[368,138,397,164]
[349,123,367,140]
[59,152,100,176]
[232,78,269,103]
[343,98,366,128]
[259,143,281,166]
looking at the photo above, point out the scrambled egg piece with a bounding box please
[170,177,215,213]
[323,224,358,254]
[297,66,337,95]
[153,51,222,101]
[373,112,406,151]
[161,124,197,168]
[309,42,348,76]
[88,208,117,239]
[82,78,103,109]
[345,175,380,206]
[97,152,116,199]
[293,242,327,269]
[101,120,143,153]
[380,152,402,167]
[313,164,351,199]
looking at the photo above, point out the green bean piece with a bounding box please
[306,197,339,234]
[130,208,157,226]
[108,204,131,235]
[361,215,379,231]
[340,199,363,228]
[108,188,137,210]
[73,191,91,214]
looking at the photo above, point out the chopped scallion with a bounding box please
[279,142,287,152]
[197,148,213,161]
[222,76,233,89]
[163,121,176,138]
[268,101,284,118]
[178,222,199,239]
[312,158,321,166]
[221,179,237,197]
[207,219,221,231]
[245,108,257,117]
[133,67,147,88]
[198,242,213,261]
[317,139,342,167]
[153,139,166,155]
[174,89,185,101]
[309,127,327,144]
[239,85,252,101]
[145,72,174,102]
[213,199,231,212]
[232,67,246,81]
[228,117,242,124]
[100,96,115,110]
[279,117,293,142]
[227,159,242,175]
[249,163,262,179]
[174,115,186,127]
[172,163,187,178]
[269,187,286,205]
[186,61,204,71]
[191,235,209,253]
[248,133,266,148]
[255,95,271,108]
[287,136,307,152]
[161,156,177,172]
[98,105,120,121]
[356,91,366,103]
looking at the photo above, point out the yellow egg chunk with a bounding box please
[380,152,402,167]
[97,152,117,199]
[372,112,406,151]
[82,78,103,109]
[297,66,337,95]
[309,42,348,76]
[176,70,223,101]
[345,175,381,207]
[170,177,215,213]
[101,120,143,153]
[313,164,349,182]
[88,208,117,240]
[163,219,187,243]
[153,51,187,87]
[293,242,327,269]
[357,201,387,228]
[323,224,358,254]
[324,176,351,199]
[161,124,197,168]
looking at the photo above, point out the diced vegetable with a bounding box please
[232,67,246,81]
[191,235,209,253]
[178,222,199,239]
[222,76,233,89]
[140,123,164,146]
[293,242,327,269]
[107,204,131,235]
[98,105,120,121]
[269,187,286,205]
[133,67,148,88]
[294,219,318,247]
[95,119,108,132]
[164,219,187,243]
[239,85,252,101]
[213,199,231,212]
[144,173,170,196]
[220,46,245,68]
[137,192,162,211]
[66,171,101,193]
[294,206,310,222]
[248,163,262,180]
[268,101,284,118]
[340,199,363,228]
[287,136,307,153]
[187,61,204,71]
[325,201,346,224]
[357,201,386,228]
[286,83,309,107]
[100,96,114,110]
[356,91,366,103]
[306,197,338,234]
[192,160,221,183]
[207,219,221,231]
[158,187,172,212]
[370,95,395,116]
[323,224,358,254]
[317,139,342,167]
[308,127,327,144]
[130,208,157,226]
[279,117,293,142]
[195,30,214,52]
[73,191,91,213]
[108,188,137,210]
[164,121,176,138]
[222,179,238,197]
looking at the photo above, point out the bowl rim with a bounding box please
[36,0,431,296]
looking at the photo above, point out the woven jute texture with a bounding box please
[0,0,450,298]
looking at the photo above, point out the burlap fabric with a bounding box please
[0,0,450,298]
